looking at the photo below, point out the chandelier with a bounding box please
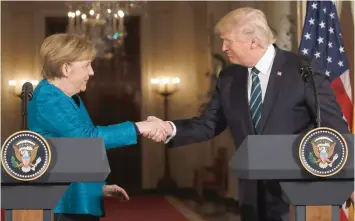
[66,1,146,59]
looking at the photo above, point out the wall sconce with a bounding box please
[150,76,180,96]
[8,80,39,97]
[149,76,180,192]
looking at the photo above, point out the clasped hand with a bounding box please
[135,116,173,142]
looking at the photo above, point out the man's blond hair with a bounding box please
[215,7,276,48]
[40,33,96,79]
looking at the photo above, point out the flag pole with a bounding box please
[297,0,305,45]
[297,0,302,45]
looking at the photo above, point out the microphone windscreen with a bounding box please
[22,82,33,94]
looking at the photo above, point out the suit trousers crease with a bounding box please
[239,179,290,221]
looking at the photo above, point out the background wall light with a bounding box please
[150,77,180,96]
[149,76,180,192]
[8,80,39,97]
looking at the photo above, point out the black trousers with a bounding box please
[53,213,100,221]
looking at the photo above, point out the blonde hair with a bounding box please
[215,7,276,48]
[40,33,96,79]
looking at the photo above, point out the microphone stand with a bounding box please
[300,65,321,128]
[21,83,33,130]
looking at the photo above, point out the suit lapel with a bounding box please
[259,47,287,133]
[231,66,254,134]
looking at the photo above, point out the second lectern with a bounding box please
[229,132,354,221]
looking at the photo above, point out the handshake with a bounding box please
[135,116,174,142]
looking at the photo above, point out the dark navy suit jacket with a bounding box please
[169,46,350,221]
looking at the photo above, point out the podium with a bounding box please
[1,137,110,221]
[229,134,354,221]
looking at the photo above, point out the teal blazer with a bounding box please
[28,79,138,217]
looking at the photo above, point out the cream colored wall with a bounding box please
[140,1,214,190]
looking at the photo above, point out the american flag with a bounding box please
[298,1,353,220]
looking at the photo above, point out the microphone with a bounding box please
[21,82,33,101]
[21,82,34,130]
[299,56,321,128]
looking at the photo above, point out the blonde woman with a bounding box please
[28,34,168,221]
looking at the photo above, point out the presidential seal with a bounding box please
[299,127,348,177]
[1,130,51,181]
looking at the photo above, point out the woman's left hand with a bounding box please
[103,184,130,200]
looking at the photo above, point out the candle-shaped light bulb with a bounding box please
[172,77,180,84]
[8,80,16,86]
[118,10,124,18]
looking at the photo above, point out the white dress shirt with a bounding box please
[248,44,276,103]
[165,44,276,143]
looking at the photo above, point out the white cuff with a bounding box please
[164,121,176,144]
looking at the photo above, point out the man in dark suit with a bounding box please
[144,7,350,221]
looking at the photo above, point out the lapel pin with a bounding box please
[277,71,282,76]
